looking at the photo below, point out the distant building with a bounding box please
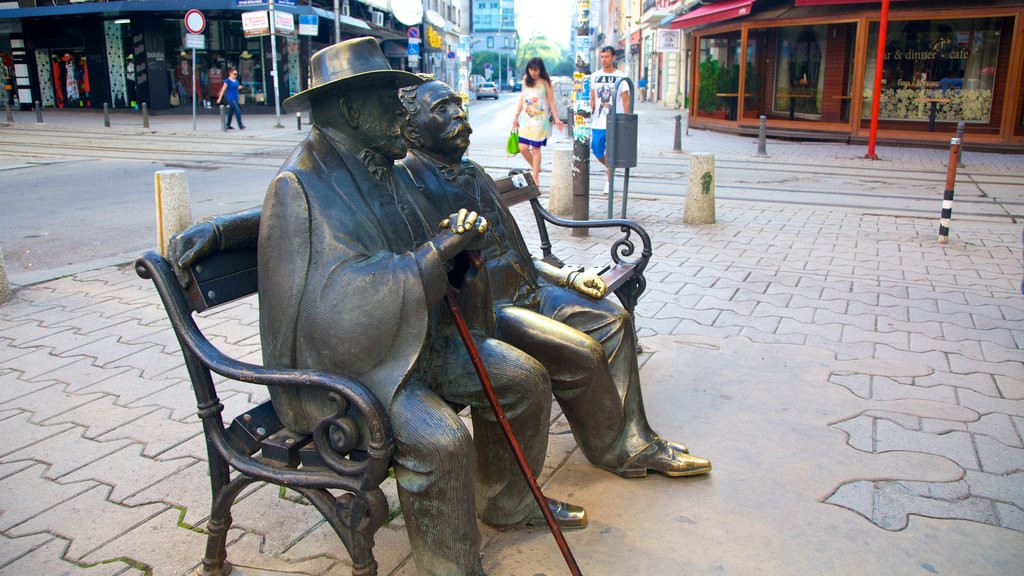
[470,0,518,89]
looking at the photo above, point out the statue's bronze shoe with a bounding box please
[487,497,588,530]
[616,438,711,478]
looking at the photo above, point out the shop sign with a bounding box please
[237,0,296,5]
[426,26,443,50]
[184,33,206,50]
[242,10,270,37]
[656,29,679,52]
[298,14,319,36]
[274,11,295,37]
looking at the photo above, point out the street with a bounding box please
[1,98,1022,286]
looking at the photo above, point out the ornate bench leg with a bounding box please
[198,461,255,576]
[615,275,647,354]
[296,487,389,576]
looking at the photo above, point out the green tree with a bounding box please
[516,34,570,78]
[471,51,499,78]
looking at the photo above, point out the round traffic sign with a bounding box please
[407,27,420,39]
[184,10,206,34]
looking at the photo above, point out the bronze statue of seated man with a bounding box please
[170,42,709,574]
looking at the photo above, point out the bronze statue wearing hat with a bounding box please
[252,37,576,575]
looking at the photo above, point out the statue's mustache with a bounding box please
[444,121,472,139]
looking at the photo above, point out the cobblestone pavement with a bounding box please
[1,190,1021,574]
[1,103,1023,574]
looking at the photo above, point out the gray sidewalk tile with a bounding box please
[975,435,1024,475]
[31,357,132,394]
[122,460,223,528]
[1,425,133,479]
[41,395,159,439]
[979,340,1024,363]
[79,507,210,576]
[58,335,156,368]
[994,502,1024,532]
[0,532,53,568]
[0,536,139,575]
[7,484,167,562]
[969,414,1024,448]
[0,463,97,531]
[95,408,202,458]
[909,332,984,359]
[996,375,1024,400]
[957,389,1024,419]
[103,346,184,380]
[229,484,331,556]
[874,419,980,470]
[0,383,105,424]
[0,369,58,405]
[78,369,181,406]
[221,532,338,575]
[58,445,197,504]
[0,412,75,458]
[948,354,1021,378]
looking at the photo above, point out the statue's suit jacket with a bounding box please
[258,127,445,433]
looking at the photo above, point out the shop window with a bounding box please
[862,17,1007,124]
[696,33,741,120]
[743,29,767,119]
[774,25,826,119]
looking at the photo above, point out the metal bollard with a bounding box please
[955,121,965,168]
[5,103,12,123]
[103,103,110,127]
[938,137,961,244]
[755,115,769,157]
[296,111,302,131]
[673,114,682,152]
[142,102,149,128]
[35,101,43,123]
[219,105,226,133]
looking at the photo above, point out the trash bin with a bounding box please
[610,112,638,168]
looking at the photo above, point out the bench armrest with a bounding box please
[135,251,392,491]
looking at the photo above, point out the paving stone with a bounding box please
[0,369,59,405]
[0,536,137,575]
[964,469,1024,505]
[829,372,871,399]
[78,507,208,576]
[831,414,874,452]
[0,382,106,424]
[909,333,985,360]
[0,460,34,480]
[78,369,180,407]
[968,413,1024,448]
[58,335,155,367]
[125,379,202,422]
[842,325,908,349]
[975,435,1024,475]
[715,310,780,334]
[28,359,131,398]
[870,376,957,403]
[42,395,159,440]
[875,345,950,373]
[222,531,338,575]
[60,443,198,504]
[1,320,73,348]
[229,483,328,556]
[958,389,1024,419]
[0,411,75,459]
[0,532,54,568]
[874,419,978,470]
[96,408,202,458]
[979,341,1024,364]
[122,460,216,528]
[635,316,681,337]
[909,371,999,397]
[0,425,134,480]
[777,318,842,341]
[824,479,874,519]
[871,479,997,530]
[102,346,184,381]
[994,502,1024,531]
[152,431,209,463]
[9,483,167,561]
[49,311,135,336]
[0,463,97,531]
[920,418,968,434]
[669,320,742,339]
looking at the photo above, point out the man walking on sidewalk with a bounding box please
[590,45,629,194]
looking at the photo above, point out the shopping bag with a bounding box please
[506,130,519,156]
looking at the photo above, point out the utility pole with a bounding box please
[571,0,592,235]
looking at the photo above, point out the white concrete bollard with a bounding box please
[684,153,716,224]
[154,170,194,257]
[0,244,11,304]
[548,147,573,216]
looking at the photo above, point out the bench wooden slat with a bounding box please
[185,247,258,312]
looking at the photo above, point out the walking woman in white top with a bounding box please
[512,57,564,187]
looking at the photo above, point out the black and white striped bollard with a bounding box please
[938,137,961,244]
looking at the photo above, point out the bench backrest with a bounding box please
[185,247,258,313]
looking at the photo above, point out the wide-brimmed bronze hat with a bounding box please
[283,37,421,112]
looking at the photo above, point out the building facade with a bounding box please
[470,0,517,89]
[671,0,1024,149]
[0,0,466,112]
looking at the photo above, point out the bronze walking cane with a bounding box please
[444,282,584,576]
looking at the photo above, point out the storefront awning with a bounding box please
[670,0,756,30]
[794,0,913,5]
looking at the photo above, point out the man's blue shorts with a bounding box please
[591,128,607,160]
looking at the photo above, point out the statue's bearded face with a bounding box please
[356,89,409,161]
[414,82,472,161]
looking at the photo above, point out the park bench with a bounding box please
[134,171,652,576]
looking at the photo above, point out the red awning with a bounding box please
[671,0,756,30]
[794,0,912,5]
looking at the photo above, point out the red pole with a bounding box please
[866,0,890,160]
[444,286,584,576]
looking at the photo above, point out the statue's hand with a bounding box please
[167,221,218,287]
[570,270,607,299]
[439,207,488,235]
